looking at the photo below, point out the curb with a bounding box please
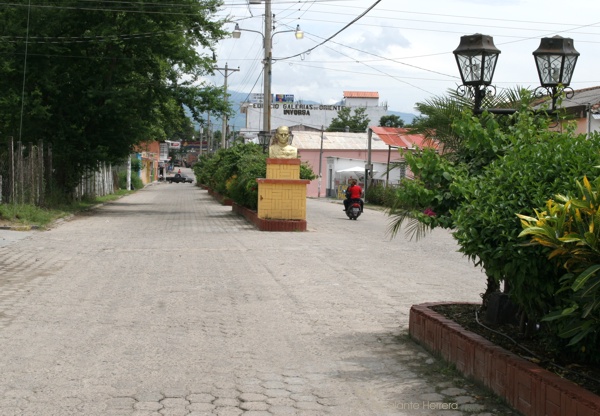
[409,302,600,416]
[0,225,41,231]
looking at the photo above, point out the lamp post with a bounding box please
[453,34,500,114]
[453,33,579,114]
[533,35,580,110]
[232,4,303,148]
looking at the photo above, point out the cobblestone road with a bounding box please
[0,173,518,416]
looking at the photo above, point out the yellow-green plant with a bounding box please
[518,176,600,358]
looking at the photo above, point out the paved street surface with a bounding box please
[0,171,518,416]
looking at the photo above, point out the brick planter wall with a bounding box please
[409,302,600,416]
[206,188,233,206]
[232,202,306,232]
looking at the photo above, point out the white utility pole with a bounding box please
[263,0,273,145]
[214,63,239,150]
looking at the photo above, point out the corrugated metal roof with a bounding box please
[562,86,600,109]
[534,86,600,111]
[292,131,382,150]
[369,126,433,149]
[291,128,430,150]
[343,91,379,98]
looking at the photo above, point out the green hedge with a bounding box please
[194,143,316,210]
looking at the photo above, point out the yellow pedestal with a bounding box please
[257,159,310,220]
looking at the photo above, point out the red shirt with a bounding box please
[348,185,362,199]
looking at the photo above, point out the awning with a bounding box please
[336,166,378,173]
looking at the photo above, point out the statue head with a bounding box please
[273,126,291,146]
[269,125,297,159]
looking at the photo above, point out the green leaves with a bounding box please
[327,107,371,133]
[195,143,316,211]
[379,114,405,128]
[519,177,600,358]
[0,0,229,191]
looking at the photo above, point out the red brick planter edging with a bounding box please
[206,188,233,206]
[202,187,307,231]
[232,203,306,232]
[409,302,600,416]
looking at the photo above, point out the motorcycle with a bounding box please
[345,199,362,220]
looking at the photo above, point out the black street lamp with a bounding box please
[454,33,579,114]
[453,34,501,113]
[533,35,580,110]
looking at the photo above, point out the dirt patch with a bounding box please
[432,303,600,397]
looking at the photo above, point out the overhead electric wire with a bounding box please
[282,61,452,81]
[275,0,382,61]
[276,26,459,80]
[0,2,217,16]
[316,35,438,96]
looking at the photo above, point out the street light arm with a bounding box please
[235,25,265,39]
[233,24,303,41]
[272,25,303,40]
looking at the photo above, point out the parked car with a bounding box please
[166,173,193,184]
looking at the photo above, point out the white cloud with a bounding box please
[212,0,600,114]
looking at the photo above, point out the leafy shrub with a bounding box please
[212,143,260,196]
[194,144,316,210]
[194,154,220,188]
[451,118,600,326]
[228,152,267,210]
[300,162,317,181]
[387,147,464,238]
[388,103,600,333]
[117,171,144,190]
[365,183,397,207]
[518,177,600,361]
[130,158,142,173]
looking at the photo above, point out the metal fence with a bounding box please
[1,137,119,205]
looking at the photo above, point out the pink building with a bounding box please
[292,127,430,198]
[550,86,600,135]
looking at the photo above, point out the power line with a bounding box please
[0,2,218,16]
[275,0,383,61]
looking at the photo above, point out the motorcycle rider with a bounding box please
[343,179,364,212]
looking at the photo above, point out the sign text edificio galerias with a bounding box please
[252,103,347,116]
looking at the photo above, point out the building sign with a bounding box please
[275,94,294,103]
[249,93,295,103]
[168,141,181,149]
[249,93,264,103]
[159,143,169,161]
[251,103,346,117]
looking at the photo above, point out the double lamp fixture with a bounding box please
[453,34,580,113]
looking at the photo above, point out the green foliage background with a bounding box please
[387,89,600,361]
[519,178,600,361]
[327,107,370,132]
[0,1,230,195]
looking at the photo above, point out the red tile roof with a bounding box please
[343,91,379,98]
[370,126,436,149]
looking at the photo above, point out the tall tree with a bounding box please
[0,0,230,192]
[326,107,370,132]
[379,114,404,128]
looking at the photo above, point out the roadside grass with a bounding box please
[0,190,133,228]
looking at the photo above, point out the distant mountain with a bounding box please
[198,90,418,132]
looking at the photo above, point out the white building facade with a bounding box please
[239,91,389,138]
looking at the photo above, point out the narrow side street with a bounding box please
[0,178,517,415]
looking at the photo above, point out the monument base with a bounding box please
[257,158,310,222]
[233,203,307,232]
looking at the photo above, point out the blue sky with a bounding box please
[208,0,600,114]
